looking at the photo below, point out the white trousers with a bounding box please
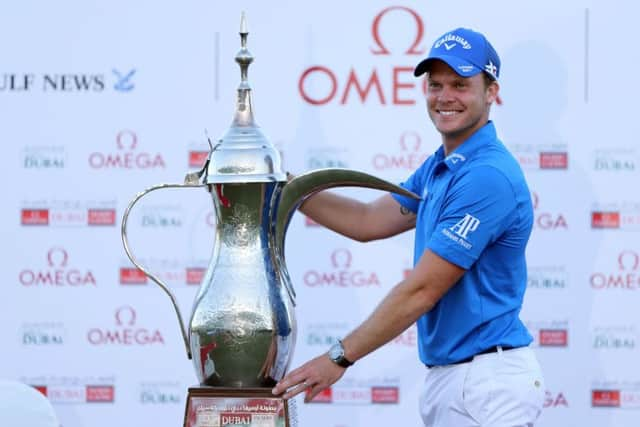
[419,346,545,427]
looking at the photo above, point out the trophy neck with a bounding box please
[232,24,256,127]
[199,13,286,184]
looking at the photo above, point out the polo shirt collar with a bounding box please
[440,121,497,171]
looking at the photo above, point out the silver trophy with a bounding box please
[121,13,418,426]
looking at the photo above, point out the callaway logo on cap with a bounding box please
[414,28,500,80]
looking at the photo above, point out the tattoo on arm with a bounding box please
[400,205,416,226]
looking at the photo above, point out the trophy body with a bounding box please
[190,181,294,388]
[121,14,419,427]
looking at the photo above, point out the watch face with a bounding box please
[329,343,343,360]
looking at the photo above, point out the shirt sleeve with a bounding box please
[426,165,518,269]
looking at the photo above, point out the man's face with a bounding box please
[426,60,498,144]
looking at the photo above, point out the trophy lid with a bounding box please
[203,13,286,184]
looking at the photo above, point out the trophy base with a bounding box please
[183,386,295,427]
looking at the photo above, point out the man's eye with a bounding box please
[428,82,441,89]
[455,82,466,89]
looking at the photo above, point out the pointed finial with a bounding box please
[232,12,255,124]
[235,11,253,86]
[240,11,248,35]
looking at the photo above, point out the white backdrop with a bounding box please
[2,1,640,426]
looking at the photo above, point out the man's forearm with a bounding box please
[340,250,465,363]
[300,191,371,242]
[341,276,434,362]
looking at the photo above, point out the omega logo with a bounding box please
[19,247,96,287]
[618,250,639,271]
[304,249,380,288]
[88,130,166,169]
[87,306,164,345]
[115,305,136,326]
[116,129,138,150]
[298,7,428,106]
[590,250,640,290]
[47,247,69,267]
[331,248,352,268]
[373,131,428,170]
[370,6,426,55]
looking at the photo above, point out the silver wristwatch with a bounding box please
[328,339,354,368]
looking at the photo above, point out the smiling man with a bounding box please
[273,28,544,427]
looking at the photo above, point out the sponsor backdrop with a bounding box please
[1,0,638,426]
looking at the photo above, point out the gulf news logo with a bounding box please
[1,69,135,93]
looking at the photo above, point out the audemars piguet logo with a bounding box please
[450,214,480,239]
[441,214,480,250]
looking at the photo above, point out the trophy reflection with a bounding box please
[121,13,418,427]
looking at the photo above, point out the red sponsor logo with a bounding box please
[32,385,48,396]
[189,151,208,168]
[371,386,399,404]
[333,387,370,404]
[539,152,568,169]
[304,249,381,288]
[88,130,165,170]
[21,209,49,225]
[308,387,332,403]
[299,7,427,106]
[87,305,164,346]
[19,247,96,287]
[86,385,115,403]
[539,329,568,346]
[591,211,620,229]
[119,267,147,285]
[591,250,640,290]
[186,267,205,285]
[592,390,620,407]
[88,209,116,226]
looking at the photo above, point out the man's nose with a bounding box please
[437,85,455,102]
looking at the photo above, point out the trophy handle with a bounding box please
[121,182,206,360]
[274,168,421,304]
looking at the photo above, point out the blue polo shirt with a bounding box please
[392,121,533,366]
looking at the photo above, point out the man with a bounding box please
[273,28,545,426]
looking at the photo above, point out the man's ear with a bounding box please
[486,81,500,105]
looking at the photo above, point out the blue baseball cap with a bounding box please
[414,28,500,80]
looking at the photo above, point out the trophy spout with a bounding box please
[121,182,206,360]
[273,168,420,300]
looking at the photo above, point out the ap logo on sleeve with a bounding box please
[450,214,480,239]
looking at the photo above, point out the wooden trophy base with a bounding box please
[183,387,295,427]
